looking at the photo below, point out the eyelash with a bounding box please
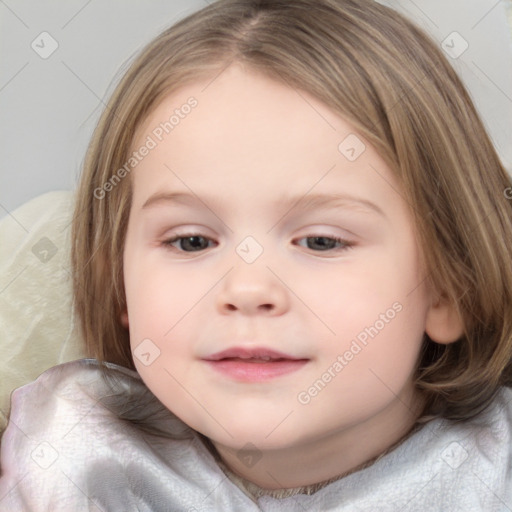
[160,233,354,254]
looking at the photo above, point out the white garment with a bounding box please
[0,359,511,511]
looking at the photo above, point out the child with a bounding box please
[2,0,512,509]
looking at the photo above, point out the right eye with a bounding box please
[161,234,217,252]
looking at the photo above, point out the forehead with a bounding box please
[128,64,401,215]
[132,64,344,156]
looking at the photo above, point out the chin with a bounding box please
[200,421,307,453]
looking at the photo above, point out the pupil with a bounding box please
[183,236,207,251]
[309,237,335,250]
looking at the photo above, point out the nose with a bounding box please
[216,263,290,316]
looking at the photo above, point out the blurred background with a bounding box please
[1,0,511,217]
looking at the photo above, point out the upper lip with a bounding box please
[204,347,307,361]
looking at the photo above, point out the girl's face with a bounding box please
[122,64,455,486]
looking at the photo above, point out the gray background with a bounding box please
[1,0,511,218]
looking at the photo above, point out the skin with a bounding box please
[122,63,464,490]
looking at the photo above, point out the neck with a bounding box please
[209,388,426,491]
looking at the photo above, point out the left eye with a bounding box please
[162,235,216,252]
[294,236,353,252]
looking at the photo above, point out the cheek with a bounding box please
[300,299,427,427]
[301,240,429,374]
[300,252,425,338]
[124,255,204,343]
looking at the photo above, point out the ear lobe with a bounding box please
[120,311,129,328]
[424,294,464,344]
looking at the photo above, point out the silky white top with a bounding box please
[1,359,511,511]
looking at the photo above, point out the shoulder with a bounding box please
[466,385,512,443]
[412,386,512,510]
[0,359,204,510]
[1,358,146,439]
[424,386,512,481]
[0,357,200,447]
[301,387,512,511]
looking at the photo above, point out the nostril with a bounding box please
[222,303,275,312]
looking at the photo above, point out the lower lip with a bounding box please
[204,359,309,382]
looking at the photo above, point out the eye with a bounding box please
[160,234,353,254]
[161,234,217,252]
[294,235,353,252]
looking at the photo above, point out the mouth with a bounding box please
[203,347,309,381]
[216,357,289,363]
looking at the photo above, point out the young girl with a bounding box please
[2,0,512,509]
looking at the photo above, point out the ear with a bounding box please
[424,293,464,344]
[120,310,129,328]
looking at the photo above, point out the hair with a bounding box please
[71,0,512,423]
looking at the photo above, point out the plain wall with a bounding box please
[1,0,511,217]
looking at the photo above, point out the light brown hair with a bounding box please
[71,0,512,422]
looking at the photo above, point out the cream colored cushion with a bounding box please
[0,191,85,432]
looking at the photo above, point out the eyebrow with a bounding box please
[141,191,385,217]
